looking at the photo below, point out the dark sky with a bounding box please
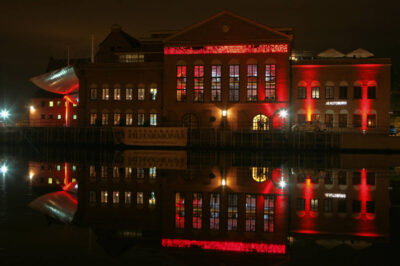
[1,0,400,111]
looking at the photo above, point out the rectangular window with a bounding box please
[297,198,305,210]
[367,201,375,213]
[325,86,334,99]
[353,172,361,185]
[265,64,276,101]
[338,199,347,213]
[325,171,333,184]
[118,53,144,63]
[100,166,107,178]
[352,200,361,213]
[339,114,347,128]
[57,101,61,107]
[41,114,45,119]
[310,199,319,211]
[149,167,156,179]
[150,87,157,100]
[113,113,121,126]
[126,88,133,100]
[368,86,376,99]
[49,101,53,107]
[298,114,306,124]
[149,192,156,206]
[137,168,144,179]
[150,113,157,126]
[325,114,333,127]
[229,65,240,102]
[192,193,202,229]
[114,88,121,100]
[298,87,306,99]
[245,194,257,232]
[353,114,362,128]
[138,87,145,100]
[210,193,220,230]
[264,195,274,232]
[89,165,96,177]
[338,171,347,185]
[101,191,108,204]
[311,114,320,122]
[194,65,204,102]
[90,88,97,100]
[48,114,53,119]
[112,191,120,204]
[126,113,133,126]
[89,191,96,203]
[137,192,144,205]
[175,192,185,228]
[125,192,131,204]
[311,87,320,99]
[367,172,375,185]
[113,166,119,178]
[211,65,222,101]
[177,66,187,102]
[57,114,62,120]
[73,114,77,120]
[102,88,109,100]
[90,113,97,126]
[324,199,333,212]
[101,113,108,126]
[247,64,258,101]
[125,167,132,178]
[137,113,144,126]
[339,86,348,99]
[227,194,238,231]
[367,115,376,128]
[353,86,362,99]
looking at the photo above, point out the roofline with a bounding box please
[163,10,292,43]
[292,58,391,66]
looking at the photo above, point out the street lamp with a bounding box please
[0,109,9,119]
[279,109,288,118]
[29,106,36,113]
[1,164,7,175]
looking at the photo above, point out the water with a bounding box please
[1,148,399,265]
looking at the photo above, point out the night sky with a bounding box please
[1,0,399,113]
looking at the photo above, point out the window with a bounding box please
[149,192,156,206]
[245,194,256,232]
[367,172,375,185]
[48,178,53,184]
[339,114,347,128]
[101,191,108,204]
[113,88,120,100]
[247,64,258,101]
[150,87,157,100]
[113,191,120,204]
[90,113,97,126]
[211,65,221,101]
[57,114,62,120]
[118,53,144,63]
[353,86,362,99]
[367,201,375,213]
[149,167,156,179]
[138,87,145,100]
[125,167,132,178]
[368,86,376,99]
[101,113,108,126]
[338,171,347,185]
[125,192,131,204]
[265,64,276,100]
[311,87,320,99]
[177,66,187,101]
[296,198,305,210]
[298,87,306,99]
[175,192,185,229]
[227,194,238,231]
[367,115,376,128]
[297,174,306,183]
[89,165,96,177]
[192,193,202,229]
[150,113,157,126]
[113,113,121,126]
[49,114,53,119]
[57,101,61,107]
[137,192,144,205]
[49,101,54,107]
[339,86,348,99]
[325,86,334,99]
[298,114,306,124]
[352,172,361,185]
[324,171,333,184]
[353,114,362,128]
[210,193,220,230]
[311,114,320,122]
[41,101,45,107]
[194,65,204,102]
[338,199,347,213]
[352,200,361,213]
[324,199,333,212]
[137,168,144,179]
[325,114,333,127]
[57,165,61,171]
[252,114,268,131]
[229,65,239,101]
[126,88,133,100]
[137,113,144,126]
[126,113,133,126]
[89,191,96,203]
[101,166,107,178]
[113,166,119,178]
[102,88,109,100]
[73,114,77,120]
[264,195,274,232]
[310,199,319,211]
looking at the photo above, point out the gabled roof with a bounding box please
[317,48,345,58]
[164,11,292,45]
[346,48,374,58]
[99,24,141,51]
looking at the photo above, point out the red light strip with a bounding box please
[164,44,288,55]
[161,239,286,254]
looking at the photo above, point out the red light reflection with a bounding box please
[164,44,288,55]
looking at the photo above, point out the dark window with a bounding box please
[367,201,375,213]
[339,114,348,128]
[41,101,45,107]
[353,86,362,99]
[211,65,221,102]
[298,87,306,99]
[176,66,187,102]
[194,65,204,102]
[229,65,240,101]
[367,172,375,185]
[90,88,97,100]
[297,198,305,211]
[338,171,347,185]
[325,86,334,99]
[265,64,276,100]
[48,114,53,119]
[324,171,333,184]
[368,86,376,99]
[325,114,333,127]
[339,86,348,99]
[352,200,361,213]
[353,115,362,128]
[298,114,306,124]
[367,115,376,128]
[352,172,361,185]
[41,114,45,119]
[247,64,258,101]
[338,199,347,213]
[324,199,333,212]
[311,87,320,99]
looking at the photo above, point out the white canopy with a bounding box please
[346,48,374,58]
[317,48,345,58]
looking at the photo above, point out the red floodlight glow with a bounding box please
[161,239,286,254]
[164,44,288,55]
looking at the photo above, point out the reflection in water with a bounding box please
[24,150,394,261]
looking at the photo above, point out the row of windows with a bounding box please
[40,114,77,120]
[296,198,375,213]
[90,87,158,101]
[90,166,156,179]
[89,113,157,126]
[39,100,77,108]
[176,64,276,102]
[298,86,376,99]
[298,113,377,128]
[38,164,77,171]
[297,172,376,185]
[90,190,156,206]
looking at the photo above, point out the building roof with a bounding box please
[346,48,374,58]
[317,48,345,58]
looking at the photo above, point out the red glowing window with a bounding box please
[245,194,256,232]
[211,65,221,102]
[176,66,187,102]
[194,65,204,102]
[164,44,289,55]
[227,194,238,231]
[229,65,240,102]
[210,193,220,230]
[175,192,185,229]
[265,64,276,101]
[247,65,258,102]
[263,195,274,232]
[192,192,202,230]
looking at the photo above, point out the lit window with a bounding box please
[72,165,76,171]
[113,166,119,178]
[90,88,97,100]
[353,114,362,128]
[149,192,156,206]
[126,113,133,126]
[353,86,362,99]
[137,168,144,179]
[137,192,144,205]
[265,64,276,100]
[113,191,120,204]
[57,114,62,120]
[126,88,133,100]
[114,88,121,100]
[89,191,96,203]
[149,167,156,179]
[368,86,376,99]
[101,166,108,178]
[325,86,334,99]
[210,193,220,230]
[310,199,319,211]
[227,194,238,231]
[49,101,54,107]
[247,64,258,102]
[264,196,274,232]
[245,194,256,232]
[118,53,144,63]
[57,165,61,171]
[311,87,320,99]
[90,165,96,177]
[367,114,376,128]
[150,88,157,100]
[73,103,78,107]
[125,192,131,204]
[193,193,202,229]
[113,113,121,126]
[175,192,185,228]
[229,65,240,101]
[101,191,108,204]
[177,66,187,102]
[90,113,97,126]
[311,114,320,122]
[150,113,157,126]
[137,113,145,126]
[48,178,53,184]
[211,65,221,102]
[138,87,145,100]
[73,114,77,120]
[298,87,306,99]
[125,167,132,178]
[102,88,109,100]
[101,113,109,126]
[57,101,61,107]
[252,114,268,131]
[194,65,204,102]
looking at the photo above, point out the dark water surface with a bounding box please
[1,148,400,265]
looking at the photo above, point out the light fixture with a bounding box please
[279,179,286,189]
[29,171,34,179]
[279,109,288,118]
[222,178,226,186]
[1,165,7,175]
[222,110,227,117]
[29,106,35,113]
[0,109,9,119]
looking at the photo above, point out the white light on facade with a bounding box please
[279,109,288,118]
[222,110,227,117]
[222,178,226,186]
[1,165,7,175]
[324,193,346,198]
[326,101,347,106]
[29,106,35,113]
[0,109,9,119]
[279,179,286,189]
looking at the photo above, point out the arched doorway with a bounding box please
[252,114,269,131]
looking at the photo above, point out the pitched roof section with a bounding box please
[164,11,292,46]
[317,48,345,58]
[346,48,374,58]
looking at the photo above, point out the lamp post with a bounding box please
[279,109,288,131]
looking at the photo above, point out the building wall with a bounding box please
[29,97,78,127]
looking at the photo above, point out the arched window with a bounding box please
[182,113,199,129]
[252,114,269,131]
